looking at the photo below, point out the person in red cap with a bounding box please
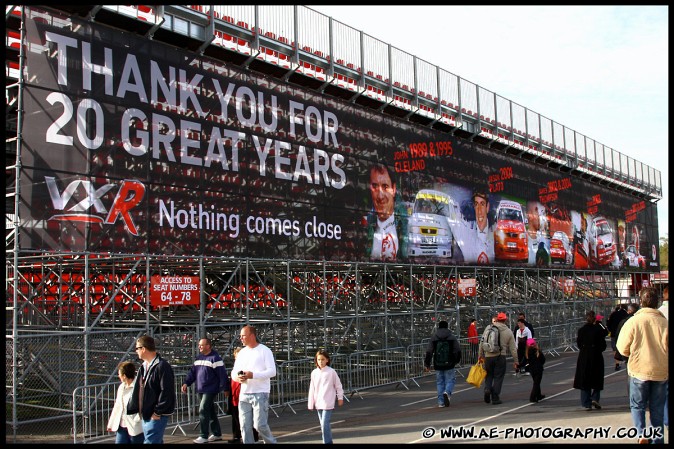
[478,312,518,405]
[594,314,608,338]
[524,338,546,403]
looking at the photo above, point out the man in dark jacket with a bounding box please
[424,320,461,408]
[607,304,628,370]
[572,311,607,410]
[613,302,640,396]
[181,338,231,443]
[127,335,176,444]
[614,303,639,363]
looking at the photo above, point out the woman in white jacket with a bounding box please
[107,361,144,444]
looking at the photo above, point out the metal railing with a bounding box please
[149,4,660,199]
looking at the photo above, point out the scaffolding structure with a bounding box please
[5,5,661,442]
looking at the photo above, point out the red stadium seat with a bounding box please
[8,31,21,49]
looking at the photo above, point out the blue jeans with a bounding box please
[141,415,168,444]
[239,392,277,444]
[115,427,144,444]
[483,355,506,398]
[629,377,666,444]
[664,380,668,428]
[580,389,600,408]
[198,392,221,438]
[316,409,334,444]
[435,369,456,405]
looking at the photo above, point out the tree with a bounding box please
[659,234,668,271]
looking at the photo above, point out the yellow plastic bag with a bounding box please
[466,361,486,388]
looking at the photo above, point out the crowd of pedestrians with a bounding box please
[105,286,668,445]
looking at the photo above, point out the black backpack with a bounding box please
[434,338,454,369]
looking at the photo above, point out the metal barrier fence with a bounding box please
[72,322,589,444]
[348,348,409,394]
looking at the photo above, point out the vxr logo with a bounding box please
[45,176,145,236]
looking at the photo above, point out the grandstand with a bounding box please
[5,5,662,443]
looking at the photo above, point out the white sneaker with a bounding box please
[207,435,222,442]
[193,436,209,444]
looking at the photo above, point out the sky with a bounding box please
[307,5,668,241]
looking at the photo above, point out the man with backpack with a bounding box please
[478,312,518,405]
[424,320,461,408]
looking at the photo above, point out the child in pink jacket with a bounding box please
[308,349,344,444]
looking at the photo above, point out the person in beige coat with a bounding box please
[616,287,668,444]
[107,361,144,444]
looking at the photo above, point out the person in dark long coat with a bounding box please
[607,304,628,370]
[573,310,607,410]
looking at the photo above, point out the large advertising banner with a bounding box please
[18,7,660,271]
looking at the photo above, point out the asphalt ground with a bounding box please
[148,348,668,445]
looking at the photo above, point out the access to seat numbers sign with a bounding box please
[150,276,200,307]
[458,278,477,297]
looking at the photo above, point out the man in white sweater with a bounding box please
[231,325,277,444]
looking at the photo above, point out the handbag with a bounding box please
[466,361,487,388]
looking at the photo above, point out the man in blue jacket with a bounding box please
[181,338,231,444]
